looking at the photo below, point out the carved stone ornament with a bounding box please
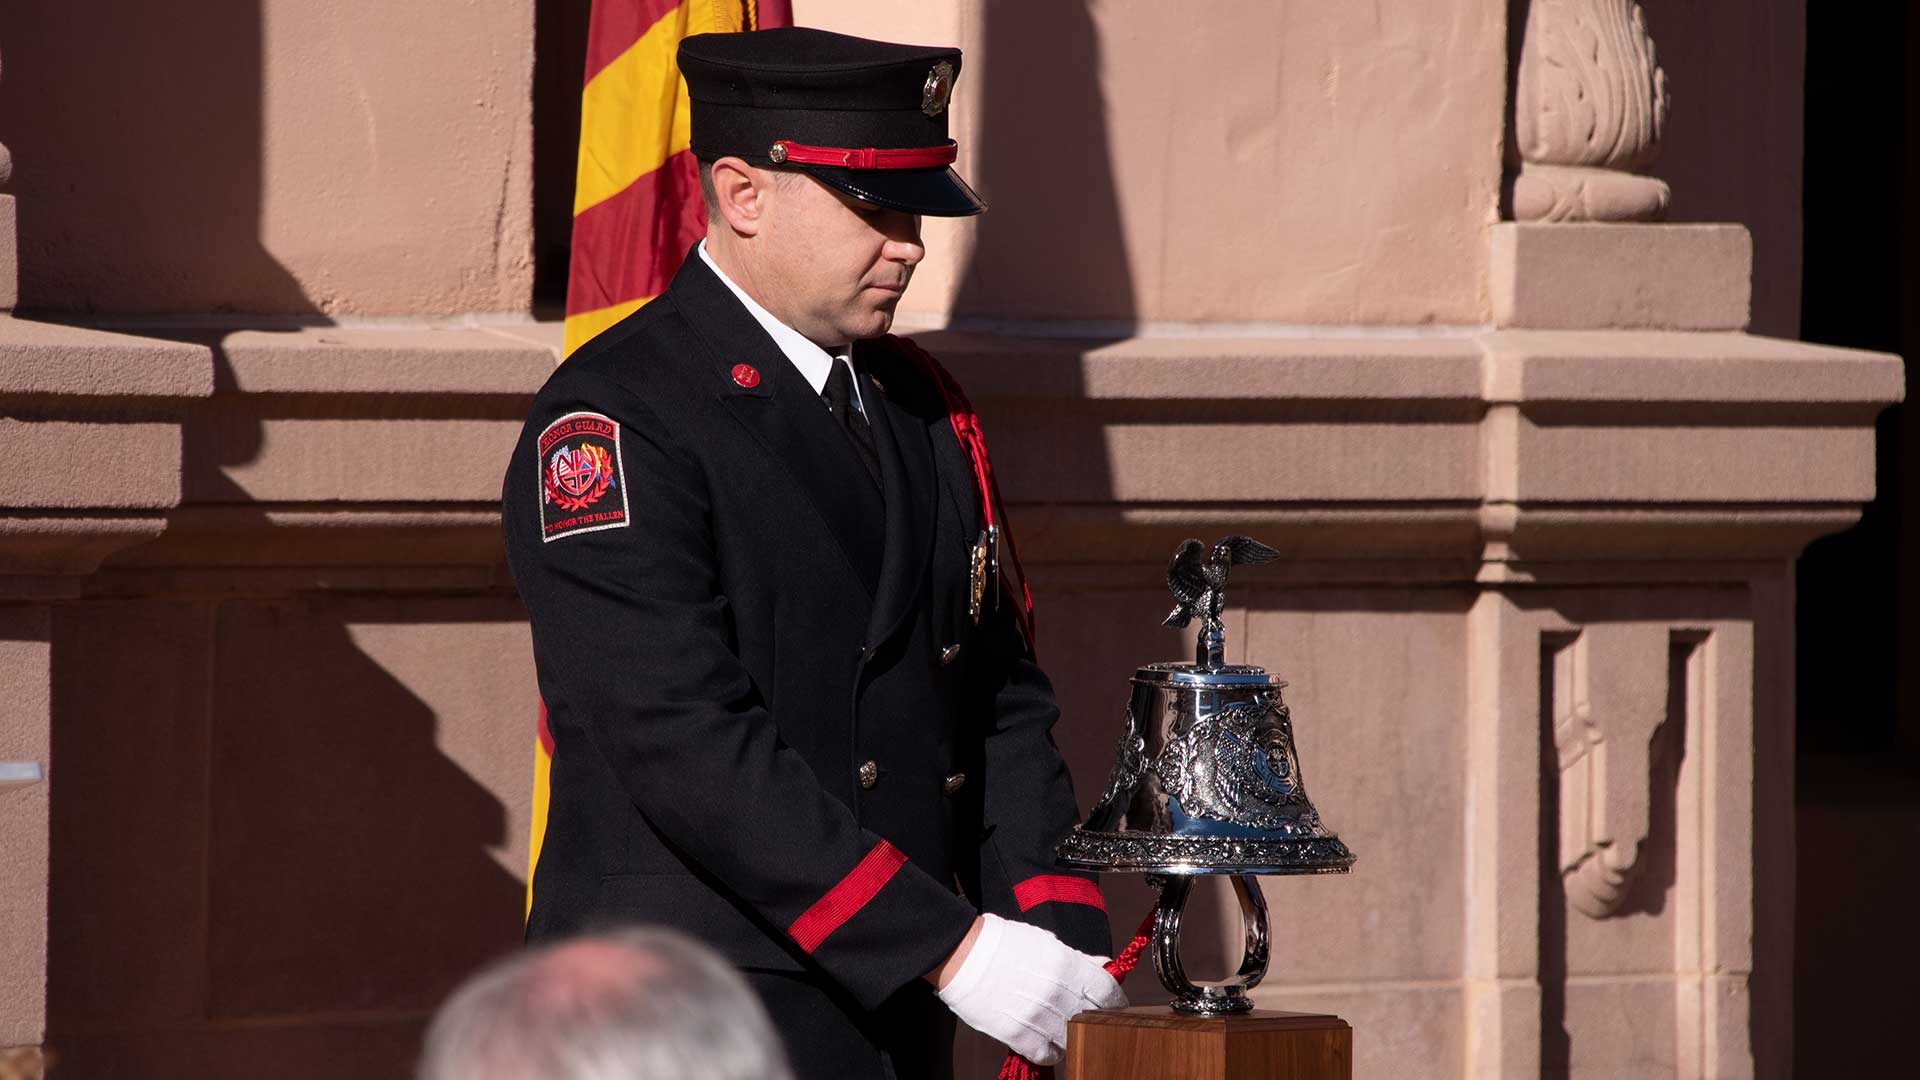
[1548,629,1671,918]
[1510,0,1671,222]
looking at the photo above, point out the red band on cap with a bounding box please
[773,139,958,170]
[788,840,909,953]
[1013,874,1108,913]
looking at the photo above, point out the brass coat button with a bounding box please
[858,760,879,790]
[943,772,966,796]
[940,643,962,665]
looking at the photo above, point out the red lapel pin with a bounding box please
[731,363,761,388]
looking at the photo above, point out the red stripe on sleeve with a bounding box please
[1013,875,1107,913]
[788,841,909,954]
[536,700,554,756]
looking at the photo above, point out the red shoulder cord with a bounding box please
[884,335,1037,655]
[880,337,1153,1079]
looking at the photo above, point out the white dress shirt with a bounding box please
[698,240,863,417]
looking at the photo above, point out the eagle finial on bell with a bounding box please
[1057,535,1355,1015]
[1162,535,1280,670]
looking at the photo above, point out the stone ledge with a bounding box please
[917,331,1487,403]
[115,505,509,571]
[0,515,168,588]
[4,318,1891,415]
[0,421,182,509]
[1490,223,1752,331]
[0,318,1894,584]
[0,317,211,399]
[0,319,560,400]
[1017,501,1871,567]
[60,499,1866,588]
[209,326,558,395]
[1481,330,1904,407]
[926,327,1902,411]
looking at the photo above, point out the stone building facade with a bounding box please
[0,1,1903,1078]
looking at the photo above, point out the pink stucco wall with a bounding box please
[798,0,1507,326]
[0,1,534,316]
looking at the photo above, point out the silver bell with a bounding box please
[1055,536,1355,1015]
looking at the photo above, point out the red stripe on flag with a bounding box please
[1012,875,1107,913]
[536,700,554,756]
[565,149,707,317]
[788,841,908,954]
[583,0,682,84]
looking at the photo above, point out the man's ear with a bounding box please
[708,156,765,237]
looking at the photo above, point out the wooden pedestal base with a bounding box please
[1064,1006,1351,1080]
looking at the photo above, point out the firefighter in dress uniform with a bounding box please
[502,28,1125,1078]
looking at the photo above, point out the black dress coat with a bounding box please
[502,252,1110,1078]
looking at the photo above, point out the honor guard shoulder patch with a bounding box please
[538,411,630,542]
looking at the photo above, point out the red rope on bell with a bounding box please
[995,909,1157,1080]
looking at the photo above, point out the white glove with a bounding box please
[935,912,1128,1065]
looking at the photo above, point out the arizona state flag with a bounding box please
[532,0,790,915]
[560,0,788,354]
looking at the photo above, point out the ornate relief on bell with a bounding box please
[1056,536,1355,1015]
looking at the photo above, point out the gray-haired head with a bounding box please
[418,927,794,1080]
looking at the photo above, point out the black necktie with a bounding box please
[823,358,882,488]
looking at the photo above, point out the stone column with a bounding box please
[1472,4,1846,1074]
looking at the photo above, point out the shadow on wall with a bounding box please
[1497,0,1527,220]
[917,0,1135,538]
[947,0,1141,920]
[0,1,313,315]
[532,0,594,315]
[950,0,1134,332]
[45,597,525,1078]
[942,5,1140,1071]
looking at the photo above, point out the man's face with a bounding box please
[757,172,925,345]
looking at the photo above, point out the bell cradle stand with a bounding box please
[1060,873,1353,1080]
[1146,872,1270,1015]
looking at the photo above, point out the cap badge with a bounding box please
[922,61,954,117]
[731,363,761,388]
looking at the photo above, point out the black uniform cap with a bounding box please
[678,27,985,217]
